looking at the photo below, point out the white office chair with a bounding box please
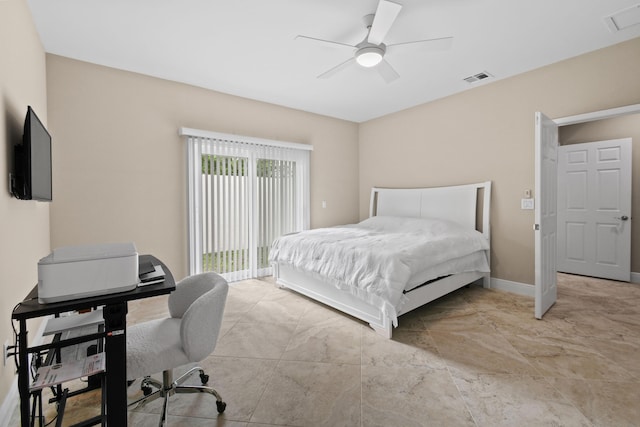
[127,272,228,426]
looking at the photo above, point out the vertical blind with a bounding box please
[182,128,311,282]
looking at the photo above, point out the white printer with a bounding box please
[38,242,139,304]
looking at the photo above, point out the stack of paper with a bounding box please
[31,353,105,391]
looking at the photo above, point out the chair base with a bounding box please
[128,367,226,427]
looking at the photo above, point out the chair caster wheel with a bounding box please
[216,401,226,413]
[141,385,153,396]
[200,373,209,384]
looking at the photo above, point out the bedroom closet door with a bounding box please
[534,112,559,319]
[557,138,632,282]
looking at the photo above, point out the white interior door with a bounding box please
[557,138,632,281]
[535,112,558,319]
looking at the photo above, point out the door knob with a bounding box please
[616,215,629,221]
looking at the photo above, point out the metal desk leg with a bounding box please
[103,302,128,426]
[18,319,29,427]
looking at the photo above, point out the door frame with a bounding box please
[535,103,640,318]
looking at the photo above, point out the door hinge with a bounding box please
[533,224,540,231]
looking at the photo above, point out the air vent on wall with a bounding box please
[463,71,493,84]
[604,4,640,33]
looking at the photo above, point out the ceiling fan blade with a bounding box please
[376,59,400,83]
[318,57,356,79]
[387,36,454,51]
[295,35,355,49]
[367,0,403,45]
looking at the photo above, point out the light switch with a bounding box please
[521,198,534,210]
[322,201,327,209]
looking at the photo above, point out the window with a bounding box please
[181,128,311,281]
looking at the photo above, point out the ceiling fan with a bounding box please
[296,0,453,83]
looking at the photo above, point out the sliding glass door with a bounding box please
[201,154,250,280]
[185,130,310,281]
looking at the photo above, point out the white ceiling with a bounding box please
[27,0,640,123]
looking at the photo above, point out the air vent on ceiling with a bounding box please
[604,4,640,33]
[463,71,493,84]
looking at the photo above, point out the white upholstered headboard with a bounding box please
[369,181,492,240]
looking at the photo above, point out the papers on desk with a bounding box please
[138,264,165,286]
[30,353,105,391]
[43,309,104,336]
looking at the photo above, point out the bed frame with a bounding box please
[273,181,492,338]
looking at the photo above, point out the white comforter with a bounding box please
[269,216,489,325]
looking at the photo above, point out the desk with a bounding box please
[12,255,176,427]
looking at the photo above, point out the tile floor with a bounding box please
[10,273,640,426]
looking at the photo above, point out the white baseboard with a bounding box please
[0,377,19,427]
[489,277,534,297]
[488,272,640,300]
[0,317,50,427]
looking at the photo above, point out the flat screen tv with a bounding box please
[12,106,52,201]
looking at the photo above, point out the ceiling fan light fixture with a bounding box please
[356,46,384,67]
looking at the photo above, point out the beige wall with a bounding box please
[559,114,640,272]
[46,55,360,282]
[359,37,640,286]
[0,0,49,409]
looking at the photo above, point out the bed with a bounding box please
[270,181,491,338]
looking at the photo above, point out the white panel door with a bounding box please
[557,138,632,281]
[535,112,558,319]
